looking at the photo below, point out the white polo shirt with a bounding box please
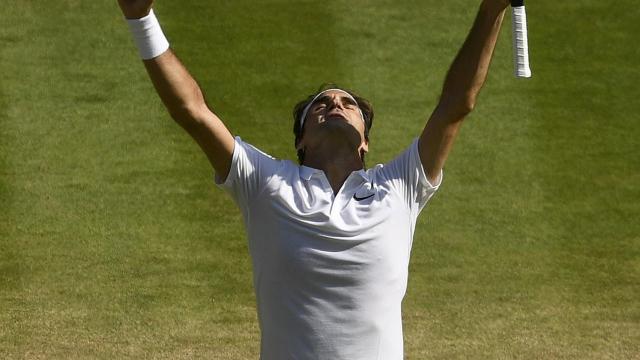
[217,137,441,360]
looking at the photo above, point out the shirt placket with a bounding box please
[329,174,363,217]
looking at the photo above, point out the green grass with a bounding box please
[1,0,639,358]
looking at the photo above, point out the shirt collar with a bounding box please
[353,169,370,183]
[299,166,370,183]
[299,165,322,181]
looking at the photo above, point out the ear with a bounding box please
[360,138,369,154]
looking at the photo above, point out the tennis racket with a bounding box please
[511,0,531,78]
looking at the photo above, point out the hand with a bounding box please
[117,0,153,19]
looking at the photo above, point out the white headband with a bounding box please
[298,88,365,130]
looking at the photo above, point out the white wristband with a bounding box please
[126,9,170,60]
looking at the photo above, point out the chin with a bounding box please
[322,122,363,145]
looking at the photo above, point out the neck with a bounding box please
[303,142,364,194]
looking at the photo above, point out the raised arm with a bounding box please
[419,0,509,183]
[118,0,235,180]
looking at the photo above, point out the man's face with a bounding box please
[298,90,369,152]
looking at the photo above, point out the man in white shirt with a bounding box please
[118,0,511,358]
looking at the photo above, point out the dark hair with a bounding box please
[292,84,374,165]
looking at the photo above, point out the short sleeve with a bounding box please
[376,138,442,214]
[215,136,282,210]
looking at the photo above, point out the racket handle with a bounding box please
[511,5,532,78]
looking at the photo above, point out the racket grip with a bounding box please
[511,6,532,78]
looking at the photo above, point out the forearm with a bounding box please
[123,7,209,122]
[439,1,507,116]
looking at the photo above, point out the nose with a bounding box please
[327,96,345,111]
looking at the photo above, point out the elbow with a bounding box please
[167,103,213,137]
[439,94,477,119]
[458,97,477,116]
[168,102,207,127]
[164,86,209,126]
[456,89,479,115]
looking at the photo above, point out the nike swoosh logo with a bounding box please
[353,193,375,201]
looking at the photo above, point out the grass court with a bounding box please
[1,0,639,358]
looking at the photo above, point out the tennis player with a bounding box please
[118,0,510,358]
